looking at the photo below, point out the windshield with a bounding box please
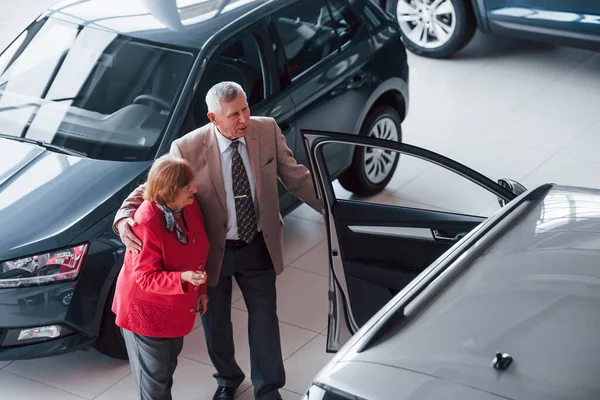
[0,17,195,161]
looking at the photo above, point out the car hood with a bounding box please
[319,185,600,400]
[316,361,507,400]
[0,138,151,261]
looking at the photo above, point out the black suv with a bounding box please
[0,0,408,360]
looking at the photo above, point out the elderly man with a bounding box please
[113,81,321,400]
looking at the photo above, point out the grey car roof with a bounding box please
[327,185,600,400]
[44,0,277,50]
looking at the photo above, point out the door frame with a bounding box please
[301,129,517,351]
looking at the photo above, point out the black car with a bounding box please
[379,0,600,58]
[0,0,408,360]
[301,130,600,399]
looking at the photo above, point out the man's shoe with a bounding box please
[213,386,236,400]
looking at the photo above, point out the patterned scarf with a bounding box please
[157,204,188,245]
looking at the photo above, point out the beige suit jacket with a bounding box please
[114,117,322,286]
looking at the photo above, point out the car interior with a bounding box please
[55,40,193,161]
[0,22,195,162]
[274,5,338,78]
[311,141,506,328]
[182,35,266,134]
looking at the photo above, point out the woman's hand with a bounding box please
[196,294,209,315]
[181,270,207,287]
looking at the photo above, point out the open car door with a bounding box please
[302,130,517,352]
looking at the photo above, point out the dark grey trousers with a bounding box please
[200,233,285,400]
[122,329,184,400]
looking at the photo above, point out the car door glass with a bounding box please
[326,0,363,47]
[271,32,292,91]
[331,144,502,217]
[192,33,266,127]
[361,1,385,29]
[272,0,339,80]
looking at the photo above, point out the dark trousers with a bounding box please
[201,233,285,400]
[122,329,184,400]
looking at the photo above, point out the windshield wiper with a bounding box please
[0,133,87,157]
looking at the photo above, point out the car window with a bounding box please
[0,17,194,161]
[329,143,502,218]
[361,0,386,29]
[326,0,363,47]
[271,29,292,92]
[191,32,266,127]
[272,0,339,80]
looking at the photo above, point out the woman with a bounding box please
[112,155,209,400]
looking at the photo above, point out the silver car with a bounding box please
[301,130,600,400]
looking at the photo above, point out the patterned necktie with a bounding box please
[230,141,258,243]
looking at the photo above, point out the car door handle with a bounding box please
[432,230,466,242]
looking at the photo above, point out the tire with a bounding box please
[93,282,128,360]
[387,0,476,58]
[338,106,402,196]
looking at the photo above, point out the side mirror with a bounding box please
[497,178,527,207]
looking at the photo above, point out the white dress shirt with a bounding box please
[214,127,262,240]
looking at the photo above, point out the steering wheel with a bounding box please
[133,94,171,110]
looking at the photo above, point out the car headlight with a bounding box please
[0,244,88,288]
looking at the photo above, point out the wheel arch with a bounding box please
[352,78,409,137]
[469,0,490,32]
[338,80,406,196]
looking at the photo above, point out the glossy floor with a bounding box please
[1,2,600,399]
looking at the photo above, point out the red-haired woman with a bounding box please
[112,155,209,399]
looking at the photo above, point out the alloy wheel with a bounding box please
[364,117,399,184]
[397,0,457,49]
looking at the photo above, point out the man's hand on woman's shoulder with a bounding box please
[117,217,142,253]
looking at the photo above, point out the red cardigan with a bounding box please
[112,200,209,338]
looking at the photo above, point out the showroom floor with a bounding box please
[1,2,600,399]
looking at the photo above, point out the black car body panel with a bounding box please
[0,0,409,360]
[0,232,123,359]
[0,138,151,262]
